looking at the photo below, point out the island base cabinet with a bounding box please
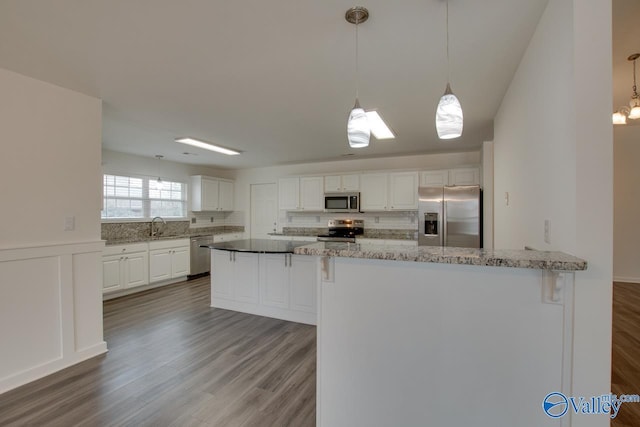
[210,250,317,325]
[317,257,568,427]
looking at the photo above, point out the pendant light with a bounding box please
[346,7,370,148]
[627,53,640,119]
[613,53,640,124]
[152,155,164,190]
[435,0,463,139]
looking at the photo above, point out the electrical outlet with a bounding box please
[504,192,510,206]
[191,217,196,224]
[210,217,214,222]
[544,219,550,244]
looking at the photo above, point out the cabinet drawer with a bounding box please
[148,238,190,250]
[103,243,148,256]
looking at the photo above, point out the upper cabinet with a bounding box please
[191,175,234,212]
[360,172,418,211]
[420,169,449,187]
[419,167,480,187]
[278,176,323,211]
[448,167,480,186]
[324,174,360,192]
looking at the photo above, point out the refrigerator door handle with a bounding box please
[443,200,447,247]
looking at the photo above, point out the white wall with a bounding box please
[101,149,243,227]
[0,69,102,248]
[493,1,612,426]
[234,151,480,235]
[0,68,106,394]
[613,126,640,283]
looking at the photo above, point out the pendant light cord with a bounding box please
[446,0,450,83]
[633,58,638,98]
[355,16,360,103]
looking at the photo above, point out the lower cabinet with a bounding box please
[211,250,317,325]
[211,250,260,303]
[102,243,149,293]
[103,239,190,296]
[149,239,190,283]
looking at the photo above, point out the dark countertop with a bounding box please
[204,239,310,254]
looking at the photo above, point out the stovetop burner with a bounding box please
[317,219,364,242]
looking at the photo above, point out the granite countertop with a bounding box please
[205,239,310,254]
[293,242,587,271]
[105,230,241,246]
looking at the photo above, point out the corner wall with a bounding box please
[613,126,640,283]
[493,1,612,426]
[0,68,106,394]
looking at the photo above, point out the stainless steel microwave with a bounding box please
[324,192,361,213]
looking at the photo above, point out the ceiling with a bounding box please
[0,0,564,168]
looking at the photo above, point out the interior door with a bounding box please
[251,183,278,238]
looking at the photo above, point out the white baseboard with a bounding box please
[0,342,107,395]
[613,276,640,284]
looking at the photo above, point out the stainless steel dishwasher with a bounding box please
[189,235,214,278]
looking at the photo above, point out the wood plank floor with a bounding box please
[0,277,316,427]
[611,282,640,427]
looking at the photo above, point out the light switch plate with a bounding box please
[64,216,75,231]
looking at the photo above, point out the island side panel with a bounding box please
[317,257,566,427]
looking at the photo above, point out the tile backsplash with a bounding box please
[279,210,418,231]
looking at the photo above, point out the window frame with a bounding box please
[101,173,188,222]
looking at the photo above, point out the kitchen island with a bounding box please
[205,239,318,325]
[293,242,586,427]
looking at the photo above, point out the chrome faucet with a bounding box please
[151,216,166,238]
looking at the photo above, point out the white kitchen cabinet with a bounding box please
[218,179,235,211]
[211,250,235,300]
[211,250,260,302]
[261,254,290,309]
[360,172,418,211]
[102,243,149,293]
[299,177,324,211]
[210,250,317,325]
[191,175,235,212]
[261,254,317,314]
[388,172,418,210]
[360,173,389,211]
[324,174,360,192]
[420,170,449,187]
[149,239,190,283]
[289,255,317,313]
[278,177,300,210]
[278,176,323,211]
[234,252,260,304]
[449,167,480,186]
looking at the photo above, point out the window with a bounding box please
[102,174,187,220]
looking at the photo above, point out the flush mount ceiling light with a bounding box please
[346,6,370,148]
[614,53,640,125]
[435,0,463,140]
[175,137,241,155]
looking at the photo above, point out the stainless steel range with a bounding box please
[317,219,364,243]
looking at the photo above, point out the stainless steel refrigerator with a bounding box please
[418,185,482,248]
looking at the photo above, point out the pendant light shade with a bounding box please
[436,83,463,139]
[346,7,370,148]
[436,1,463,140]
[348,99,370,148]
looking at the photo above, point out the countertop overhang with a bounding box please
[293,242,587,271]
[204,239,310,254]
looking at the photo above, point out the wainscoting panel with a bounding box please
[0,241,107,394]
